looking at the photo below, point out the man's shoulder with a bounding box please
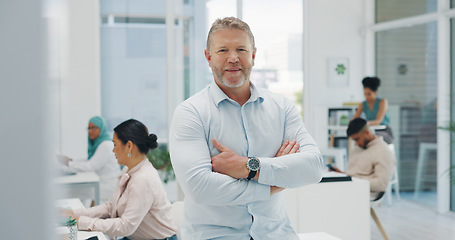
[255,86,292,107]
[372,136,390,149]
[177,85,211,109]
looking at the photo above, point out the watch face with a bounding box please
[248,158,260,171]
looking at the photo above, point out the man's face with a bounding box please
[204,29,256,89]
[350,131,370,149]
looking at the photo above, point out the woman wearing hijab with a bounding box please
[63,119,178,240]
[58,116,121,202]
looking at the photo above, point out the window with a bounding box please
[376,0,437,23]
[207,0,303,111]
[100,20,169,138]
[243,0,303,111]
[99,0,198,142]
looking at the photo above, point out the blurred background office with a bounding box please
[2,0,455,239]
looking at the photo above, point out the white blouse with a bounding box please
[68,141,121,201]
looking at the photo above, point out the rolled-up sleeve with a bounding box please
[170,103,270,206]
[76,179,152,236]
[258,100,324,188]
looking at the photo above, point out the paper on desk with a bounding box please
[55,198,85,210]
[323,171,349,177]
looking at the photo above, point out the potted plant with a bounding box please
[59,216,78,240]
[146,143,175,183]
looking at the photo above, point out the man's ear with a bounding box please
[252,47,257,66]
[204,49,212,67]
[364,129,373,139]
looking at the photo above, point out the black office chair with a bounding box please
[370,191,390,240]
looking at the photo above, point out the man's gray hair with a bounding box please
[206,17,255,52]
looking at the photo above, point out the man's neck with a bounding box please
[365,135,377,149]
[216,81,251,106]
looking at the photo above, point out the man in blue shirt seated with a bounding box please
[169,17,324,240]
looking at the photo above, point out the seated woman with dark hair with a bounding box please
[63,119,178,240]
[353,76,394,144]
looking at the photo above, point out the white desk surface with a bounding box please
[299,232,341,240]
[286,177,370,240]
[56,198,107,240]
[78,231,107,240]
[55,171,100,184]
[55,172,101,204]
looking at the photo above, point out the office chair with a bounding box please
[370,192,390,240]
[385,144,400,205]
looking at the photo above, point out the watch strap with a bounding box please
[247,170,257,180]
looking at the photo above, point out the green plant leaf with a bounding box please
[146,143,175,183]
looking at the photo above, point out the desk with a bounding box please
[286,177,370,240]
[56,198,107,240]
[55,172,100,205]
[299,232,341,240]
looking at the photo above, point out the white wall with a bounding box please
[59,0,101,157]
[303,0,366,149]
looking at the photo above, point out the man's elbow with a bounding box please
[306,154,324,184]
[305,167,323,185]
[183,188,212,205]
[291,164,324,187]
[179,177,215,205]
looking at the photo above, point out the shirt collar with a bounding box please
[367,135,383,148]
[126,158,149,175]
[209,81,264,108]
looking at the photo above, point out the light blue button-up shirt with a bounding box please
[169,82,324,240]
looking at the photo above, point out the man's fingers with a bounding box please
[289,141,300,154]
[282,140,296,154]
[275,140,289,157]
[212,138,230,152]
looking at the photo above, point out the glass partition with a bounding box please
[451,18,455,211]
[376,22,438,208]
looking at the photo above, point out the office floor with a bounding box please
[370,196,455,240]
[400,190,438,208]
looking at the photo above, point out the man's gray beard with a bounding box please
[213,66,251,88]
[219,78,246,88]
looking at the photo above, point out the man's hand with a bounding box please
[211,138,249,179]
[275,140,300,157]
[270,186,285,195]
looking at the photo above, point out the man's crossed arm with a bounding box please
[211,139,300,194]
